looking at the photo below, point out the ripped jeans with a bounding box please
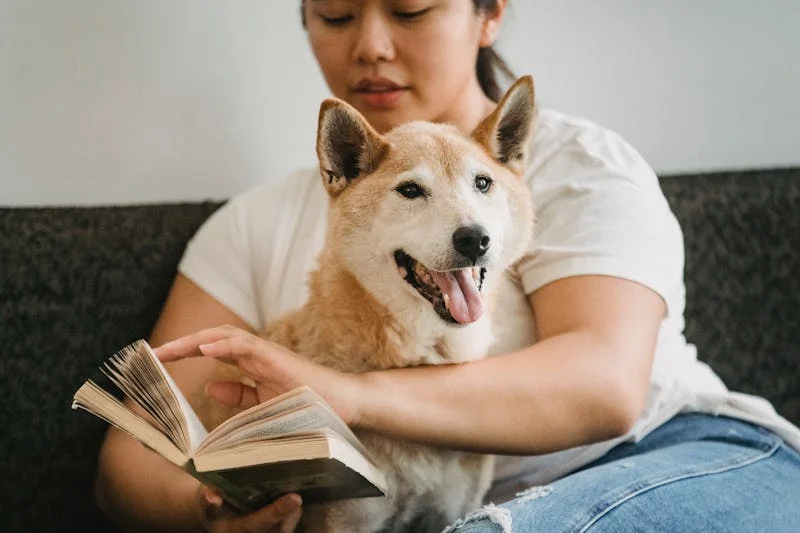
[443,414,800,533]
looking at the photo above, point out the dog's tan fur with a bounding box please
[201,77,536,532]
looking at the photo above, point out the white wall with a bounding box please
[503,1,800,177]
[1,1,798,206]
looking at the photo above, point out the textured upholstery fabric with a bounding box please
[0,202,222,531]
[1,169,798,531]
[660,168,800,422]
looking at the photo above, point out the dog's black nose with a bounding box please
[452,225,491,263]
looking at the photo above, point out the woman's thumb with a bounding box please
[205,380,260,409]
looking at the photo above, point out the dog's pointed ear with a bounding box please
[316,98,389,197]
[471,75,536,176]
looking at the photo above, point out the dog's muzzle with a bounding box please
[393,250,486,325]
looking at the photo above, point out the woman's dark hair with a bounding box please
[473,0,515,102]
[300,0,515,102]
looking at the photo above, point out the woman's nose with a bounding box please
[353,9,395,64]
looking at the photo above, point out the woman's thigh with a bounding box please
[443,414,800,533]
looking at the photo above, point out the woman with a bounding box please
[95,1,800,531]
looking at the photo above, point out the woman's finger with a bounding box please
[205,380,260,410]
[202,485,223,507]
[196,336,291,380]
[153,325,247,362]
[280,505,303,533]
[227,493,303,532]
[198,485,238,522]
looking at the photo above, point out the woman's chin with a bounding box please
[367,108,432,135]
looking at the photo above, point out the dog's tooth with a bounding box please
[418,266,432,284]
[443,293,451,311]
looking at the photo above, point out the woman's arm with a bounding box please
[356,274,664,454]
[157,274,664,457]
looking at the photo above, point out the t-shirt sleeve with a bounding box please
[177,172,305,330]
[515,123,685,316]
[177,192,262,329]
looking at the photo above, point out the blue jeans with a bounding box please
[444,414,800,532]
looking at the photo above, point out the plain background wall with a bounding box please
[1,0,798,206]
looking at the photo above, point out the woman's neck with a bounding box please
[435,80,497,135]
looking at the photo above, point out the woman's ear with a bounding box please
[316,98,389,197]
[478,0,507,47]
[471,75,536,176]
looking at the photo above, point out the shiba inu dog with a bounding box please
[213,76,536,532]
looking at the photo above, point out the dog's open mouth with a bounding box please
[394,250,486,325]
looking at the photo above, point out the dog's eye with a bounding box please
[475,175,493,193]
[395,182,426,199]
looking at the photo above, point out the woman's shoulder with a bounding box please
[201,166,325,233]
[526,107,661,194]
[186,166,325,253]
[530,108,635,153]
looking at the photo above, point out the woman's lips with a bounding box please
[352,79,408,109]
[355,88,407,109]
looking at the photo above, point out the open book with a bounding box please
[72,339,387,513]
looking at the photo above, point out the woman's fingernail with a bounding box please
[204,488,223,507]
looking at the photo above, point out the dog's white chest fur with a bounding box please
[388,310,496,366]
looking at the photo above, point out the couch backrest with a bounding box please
[1,202,221,531]
[660,168,800,423]
[1,168,798,531]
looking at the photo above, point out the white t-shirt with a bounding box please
[179,108,800,486]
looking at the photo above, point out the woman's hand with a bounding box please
[197,486,302,533]
[154,325,364,425]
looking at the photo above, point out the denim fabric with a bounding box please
[444,414,800,532]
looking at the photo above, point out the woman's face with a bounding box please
[304,0,501,133]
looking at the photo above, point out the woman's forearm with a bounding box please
[355,330,649,455]
[95,428,202,532]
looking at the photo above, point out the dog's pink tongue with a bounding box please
[430,269,483,324]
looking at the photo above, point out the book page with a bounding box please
[72,380,186,466]
[144,342,209,450]
[201,386,320,444]
[197,403,331,453]
[196,386,370,459]
[102,340,208,453]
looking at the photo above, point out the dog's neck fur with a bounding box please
[265,246,495,374]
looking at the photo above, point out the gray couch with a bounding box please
[1,167,798,532]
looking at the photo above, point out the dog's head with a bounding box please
[316,76,535,326]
